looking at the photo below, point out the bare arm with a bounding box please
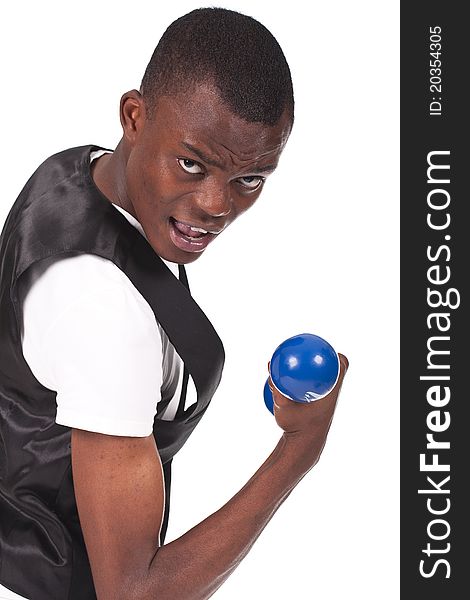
[72,354,348,600]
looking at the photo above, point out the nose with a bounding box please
[195,181,232,218]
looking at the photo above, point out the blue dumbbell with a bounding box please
[264,333,340,415]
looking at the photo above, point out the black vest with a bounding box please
[0,145,225,600]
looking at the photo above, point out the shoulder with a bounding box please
[20,252,159,347]
[22,251,150,305]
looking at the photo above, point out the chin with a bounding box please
[156,244,206,266]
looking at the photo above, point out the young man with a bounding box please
[0,8,348,599]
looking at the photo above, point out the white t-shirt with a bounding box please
[0,586,28,600]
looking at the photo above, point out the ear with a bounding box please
[119,89,146,145]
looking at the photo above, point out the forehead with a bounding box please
[146,83,291,160]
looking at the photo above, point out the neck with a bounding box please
[92,140,137,219]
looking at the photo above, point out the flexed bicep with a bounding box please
[71,429,165,600]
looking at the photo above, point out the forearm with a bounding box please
[141,433,317,600]
[76,361,345,600]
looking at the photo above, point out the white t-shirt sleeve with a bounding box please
[21,254,164,437]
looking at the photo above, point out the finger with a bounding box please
[267,375,274,393]
[335,353,349,386]
[323,352,349,401]
[267,375,291,408]
[338,353,349,372]
[267,376,279,410]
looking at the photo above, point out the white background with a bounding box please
[0,1,399,598]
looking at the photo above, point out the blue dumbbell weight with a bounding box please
[264,333,340,415]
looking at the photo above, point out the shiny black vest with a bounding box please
[0,145,225,600]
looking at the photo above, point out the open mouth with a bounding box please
[168,217,218,253]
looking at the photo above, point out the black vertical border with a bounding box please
[401,3,468,598]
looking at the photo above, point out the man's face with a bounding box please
[124,83,292,264]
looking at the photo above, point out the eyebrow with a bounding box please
[181,142,278,175]
[182,143,222,169]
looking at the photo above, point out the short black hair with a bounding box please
[140,7,294,127]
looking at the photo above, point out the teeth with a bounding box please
[189,225,208,234]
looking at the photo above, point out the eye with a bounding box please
[177,158,204,174]
[238,175,265,191]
